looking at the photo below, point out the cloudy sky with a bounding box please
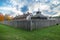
[0,0,60,17]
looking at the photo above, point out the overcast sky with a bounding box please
[0,0,60,17]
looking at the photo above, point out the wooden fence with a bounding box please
[0,19,60,31]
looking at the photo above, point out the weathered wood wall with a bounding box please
[0,19,60,31]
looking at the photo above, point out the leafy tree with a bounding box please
[0,13,4,21]
[4,14,12,21]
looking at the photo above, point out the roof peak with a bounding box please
[36,11,41,14]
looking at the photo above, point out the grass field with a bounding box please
[0,24,60,40]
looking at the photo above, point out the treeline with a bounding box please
[0,13,13,21]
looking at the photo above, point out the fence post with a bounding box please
[30,20,33,31]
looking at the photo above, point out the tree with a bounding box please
[4,14,13,21]
[0,13,4,21]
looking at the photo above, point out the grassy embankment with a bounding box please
[0,24,60,40]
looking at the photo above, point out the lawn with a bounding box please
[0,24,60,40]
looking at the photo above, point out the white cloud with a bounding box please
[0,7,13,10]
[52,0,60,5]
[0,0,60,17]
[40,3,50,11]
[0,6,23,17]
[53,6,60,16]
[0,0,24,17]
[28,2,40,13]
[39,0,60,17]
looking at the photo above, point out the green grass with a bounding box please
[0,24,60,40]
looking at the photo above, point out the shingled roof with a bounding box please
[13,12,32,20]
[31,11,47,19]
